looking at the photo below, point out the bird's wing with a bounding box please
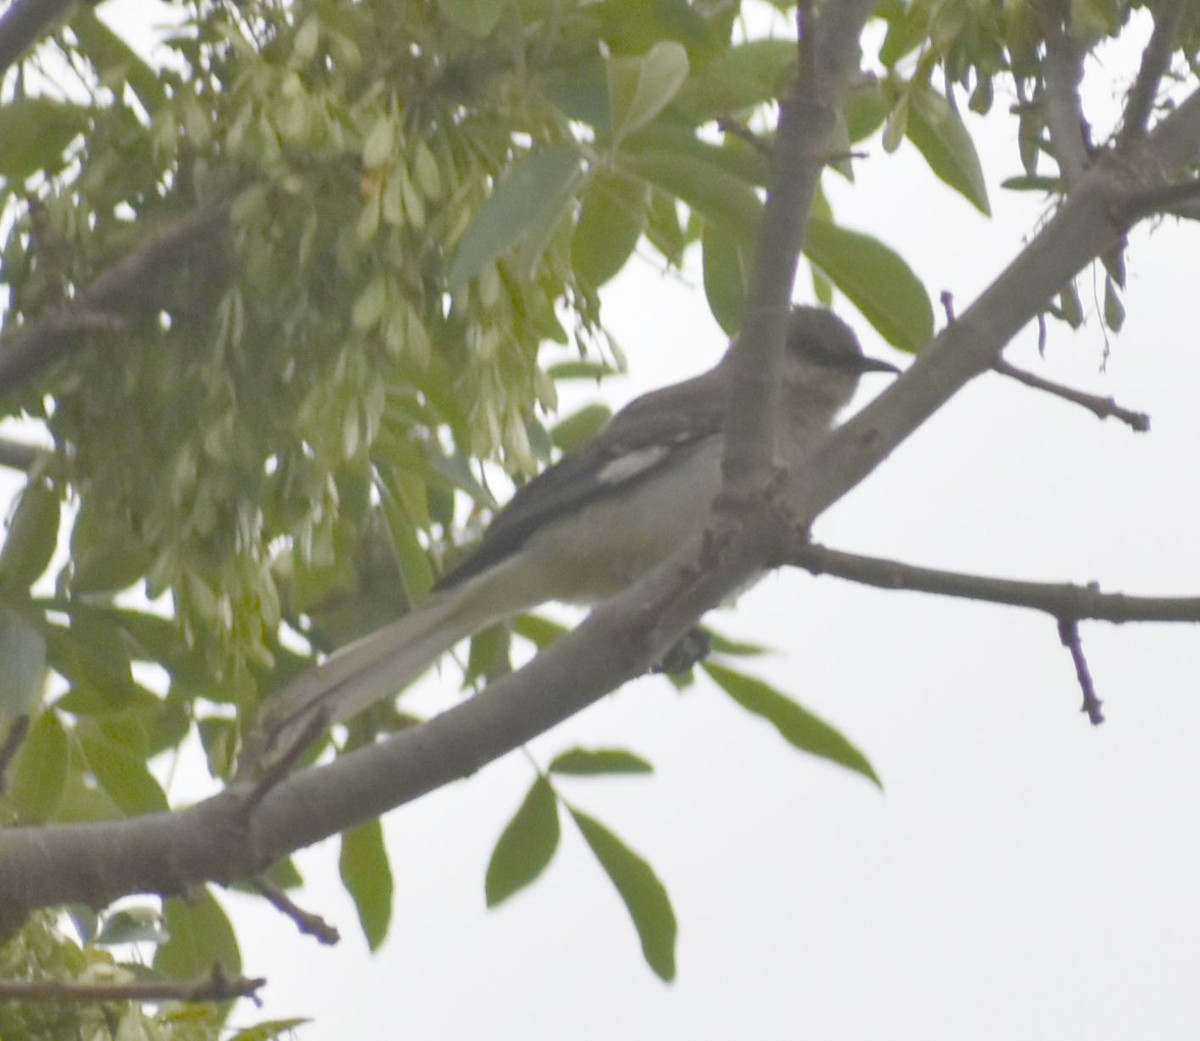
[440,365,729,588]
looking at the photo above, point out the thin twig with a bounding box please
[1058,618,1104,724]
[789,542,1200,623]
[716,117,772,157]
[944,289,1148,429]
[1118,0,1187,147]
[0,965,266,1004]
[0,715,30,793]
[249,877,340,945]
[992,357,1150,431]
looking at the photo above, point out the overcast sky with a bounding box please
[215,49,1200,1041]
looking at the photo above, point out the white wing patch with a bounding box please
[596,445,672,487]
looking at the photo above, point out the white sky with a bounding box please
[17,4,1200,1037]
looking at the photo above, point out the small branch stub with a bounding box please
[249,876,340,945]
[1057,618,1105,725]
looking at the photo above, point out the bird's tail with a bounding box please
[241,561,528,776]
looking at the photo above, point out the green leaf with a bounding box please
[673,38,795,122]
[110,608,204,678]
[69,7,167,115]
[377,469,435,602]
[550,747,653,776]
[707,629,769,657]
[52,767,121,823]
[8,711,68,823]
[1070,0,1121,35]
[878,0,926,67]
[543,60,610,130]
[77,729,170,814]
[804,217,933,352]
[229,1021,313,1041]
[843,81,890,144]
[0,98,90,182]
[155,889,241,978]
[572,170,649,288]
[1056,281,1084,328]
[607,41,690,143]
[485,775,560,907]
[339,819,393,951]
[703,662,881,787]
[550,403,611,453]
[510,612,568,650]
[644,187,687,263]
[546,360,619,382]
[447,143,583,288]
[68,500,152,594]
[1000,174,1064,193]
[623,149,762,245]
[701,220,746,335]
[571,808,676,981]
[0,608,46,715]
[43,609,137,703]
[0,478,60,594]
[94,906,168,946]
[464,622,510,686]
[623,125,768,185]
[437,0,503,37]
[906,85,990,215]
[197,716,238,779]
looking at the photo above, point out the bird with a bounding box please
[243,306,897,774]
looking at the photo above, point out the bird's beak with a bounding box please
[858,354,901,375]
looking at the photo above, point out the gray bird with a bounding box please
[245,306,897,773]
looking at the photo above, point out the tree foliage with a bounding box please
[0,0,1196,1034]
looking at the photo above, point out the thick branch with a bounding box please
[0,199,231,400]
[790,543,1200,622]
[0,0,75,77]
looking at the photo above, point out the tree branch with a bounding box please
[248,877,340,945]
[0,198,231,400]
[0,966,265,1005]
[789,543,1200,623]
[0,0,75,78]
[1058,619,1104,724]
[0,437,42,471]
[1036,1,1092,183]
[991,357,1150,431]
[718,0,874,496]
[0,715,29,792]
[1118,0,1188,148]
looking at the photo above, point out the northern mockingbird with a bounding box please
[246,306,896,772]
